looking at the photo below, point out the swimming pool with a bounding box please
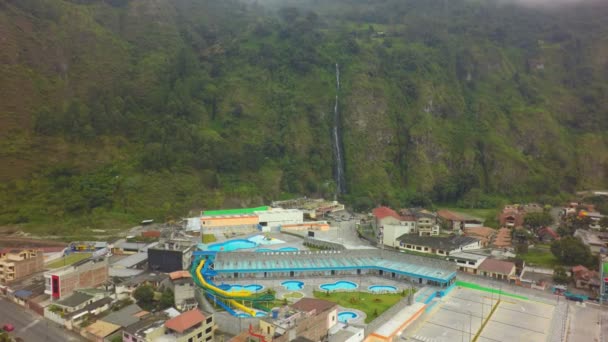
[256,247,299,253]
[248,235,285,245]
[368,285,397,293]
[320,281,358,291]
[208,239,257,252]
[220,284,264,292]
[338,311,359,323]
[282,281,304,290]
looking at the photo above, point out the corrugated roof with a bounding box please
[85,320,121,338]
[165,309,205,333]
[291,298,336,313]
[102,304,143,327]
[478,259,515,275]
[169,270,191,280]
[56,292,93,308]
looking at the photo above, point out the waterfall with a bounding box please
[332,63,346,195]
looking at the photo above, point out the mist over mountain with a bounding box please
[0,0,607,231]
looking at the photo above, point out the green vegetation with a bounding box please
[518,246,558,267]
[1,0,608,231]
[553,266,570,285]
[550,237,595,267]
[202,234,217,243]
[523,212,554,230]
[46,253,92,269]
[313,290,412,323]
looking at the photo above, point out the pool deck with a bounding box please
[216,276,419,302]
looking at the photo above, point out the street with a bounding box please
[0,298,84,342]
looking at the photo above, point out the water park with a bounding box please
[190,234,457,321]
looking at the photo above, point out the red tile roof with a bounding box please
[164,309,205,333]
[571,265,588,274]
[372,207,401,220]
[478,259,515,275]
[291,298,337,313]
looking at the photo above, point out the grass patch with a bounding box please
[202,234,217,243]
[313,290,411,323]
[46,253,92,268]
[518,247,558,267]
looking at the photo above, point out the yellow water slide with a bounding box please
[195,259,258,316]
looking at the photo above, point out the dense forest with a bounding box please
[0,0,607,233]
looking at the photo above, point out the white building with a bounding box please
[397,235,482,256]
[255,208,304,231]
[445,252,488,274]
[372,207,418,247]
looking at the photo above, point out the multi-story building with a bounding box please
[397,235,481,256]
[44,258,109,300]
[372,207,417,247]
[148,240,195,273]
[411,209,439,236]
[258,298,338,342]
[0,249,44,284]
[122,309,214,342]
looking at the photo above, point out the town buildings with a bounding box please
[44,258,109,300]
[397,235,481,256]
[258,298,338,342]
[372,207,417,247]
[436,210,484,233]
[0,249,44,284]
[122,309,214,342]
[148,240,195,273]
[476,259,517,281]
[165,271,197,311]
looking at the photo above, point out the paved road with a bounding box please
[0,298,83,342]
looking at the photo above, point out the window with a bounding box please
[188,338,193,342]
[332,315,335,321]
[205,327,212,334]
[198,332,203,338]
[206,317,213,324]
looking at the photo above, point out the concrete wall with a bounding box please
[201,216,259,228]
[257,209,303,229]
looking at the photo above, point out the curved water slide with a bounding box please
[194,258,260,316]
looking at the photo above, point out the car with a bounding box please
[2,324,15,332]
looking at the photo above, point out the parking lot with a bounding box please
[405,287,555,342]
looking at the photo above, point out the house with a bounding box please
[463,227,496,247]
[51,291,96,314]
[148,240,195,273]
[537,227,560,242]
[397,235,481,256]
[123,309,214,342]
[0,249,44,284]
[259,298,338,342]
[372,207,417,247]
[477,259,516,281]
[115,273,167,300]
[164,271,197,311]
[409,209,439,236]
[499,205,525,228]
[101,304,148,328]
[329,324,364,342]
[446,252,488,274]
[63,297,113,330]
[574,229,606,254]
[572,265,601,292]
[84,320,121,342]
[436,210,484,233]
[44,258,109,300]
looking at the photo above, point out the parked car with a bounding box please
[2,324,15,332]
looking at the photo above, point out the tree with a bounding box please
[550,237,593,266]
[553,266,570,285]
[159,289,174,310]
[133,285,155,310]
[523,212,554,231]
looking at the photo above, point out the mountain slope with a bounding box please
[0,0,607,232]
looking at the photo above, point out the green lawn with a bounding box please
[46,253,92,269]
[313,290,411,323]
[202,234,217,243]
[518,247,558,267]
